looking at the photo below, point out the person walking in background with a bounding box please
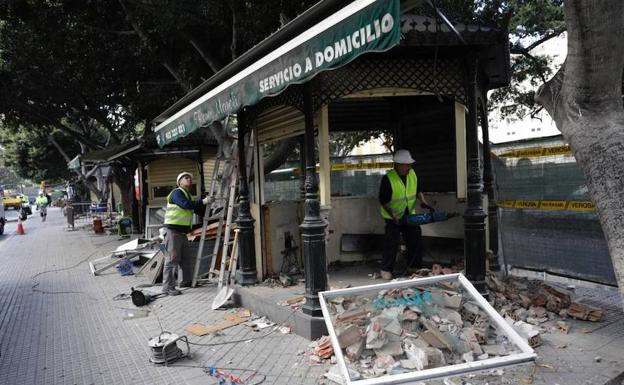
[161,172,208,296]
[35,191,49,222]
[379,149,434,280]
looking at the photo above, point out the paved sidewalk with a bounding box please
[0,208,622,385]
[0,209,328,385]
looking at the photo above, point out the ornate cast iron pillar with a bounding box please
[300,84,328,316]
[237,110,257,285]
[463,55,487,294]
[299,135,307,199]
[480,99,500,271]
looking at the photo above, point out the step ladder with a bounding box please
[190,119,254,287]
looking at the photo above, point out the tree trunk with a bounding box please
[48,134,106,201]
[111,164,135,218]
[535,0,624,308]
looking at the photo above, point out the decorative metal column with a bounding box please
[480,99,500,270]
[300,84,329,316]
[237,110,257,285]
[463,55,487,294]
[299,135,307,199]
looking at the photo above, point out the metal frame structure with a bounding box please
[144,205,166,239]
[318,273,536,385]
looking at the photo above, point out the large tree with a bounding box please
[535,0,624,307]
[0,0,316,213]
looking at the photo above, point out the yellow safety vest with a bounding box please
[36,196,48,207]
[164,188,193,228]
[380,169,418,220]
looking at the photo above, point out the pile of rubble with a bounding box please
[486,274,603,347]
[308,267,606,382]
[320,280,524,379]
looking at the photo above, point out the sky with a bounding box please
[488,33,568,144]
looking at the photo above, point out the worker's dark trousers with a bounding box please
[381,218,423,273]
[162,228,194,292]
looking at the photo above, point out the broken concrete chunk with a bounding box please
[366,321,387,349]
[404,344,428,370]
[461,327,484,355]
[374,341,404,357]
[384,318,403,336]
[557,321,570,334]
[526,316,548,325]
[462,352,474,363]
[346,338,366,361]
[399,359,419,370]
[420,330,452,351]
[440,309,463,326]
[337,308,368,323]
[443,294,463,309]
[513,308,528,321]
[337,324,363,349]
[507,318,542,348]
[424,347,447,368]
[324,364,361,384]
[528,306,547,318]
[472,315,490,345]
[373,354,396,371]
[461,302,481,323]
[403,309,419,320]
[568,302,603,322]
[519,294,532,308]
[482,344,509,356]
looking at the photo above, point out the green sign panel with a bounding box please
[155,0,400,147]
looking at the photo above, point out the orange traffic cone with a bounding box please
[16,216,25,235]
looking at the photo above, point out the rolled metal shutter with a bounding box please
[257,105,305,144]
[146,157,200,205]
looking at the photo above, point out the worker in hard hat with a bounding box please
[379,149,433,280]
[36,191,49,222]
[162,172,209,296]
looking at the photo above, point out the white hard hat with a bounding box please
[393,149,415,164]
[176,172,193,186]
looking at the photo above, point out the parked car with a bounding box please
[2,194,22,210]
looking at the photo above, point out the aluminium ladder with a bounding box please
[190,120,254,287]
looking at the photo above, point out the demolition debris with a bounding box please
[318,274,536,384]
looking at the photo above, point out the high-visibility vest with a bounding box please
[380,169,418,220]
[164,188,193,228]
[36,196,48,207]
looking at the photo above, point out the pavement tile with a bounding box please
[1,209,623,385]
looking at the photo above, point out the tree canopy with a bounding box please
[0,1,567,179]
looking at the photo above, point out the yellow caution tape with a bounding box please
[514,200,540,209]
[499,145,572,158]
[566,200,594,212]
[498,200,594,212]
[292,161,394,174]
[538,201,567,210]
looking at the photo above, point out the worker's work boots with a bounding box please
[163,288,181,296]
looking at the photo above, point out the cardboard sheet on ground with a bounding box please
[319,273,536,385]
[185,313,247,336]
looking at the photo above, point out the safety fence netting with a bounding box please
[492,141,616,285]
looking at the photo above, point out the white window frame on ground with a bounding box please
[318,273,536,385]
[144,205,166,239]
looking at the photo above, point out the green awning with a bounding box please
[154,0,400,147]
